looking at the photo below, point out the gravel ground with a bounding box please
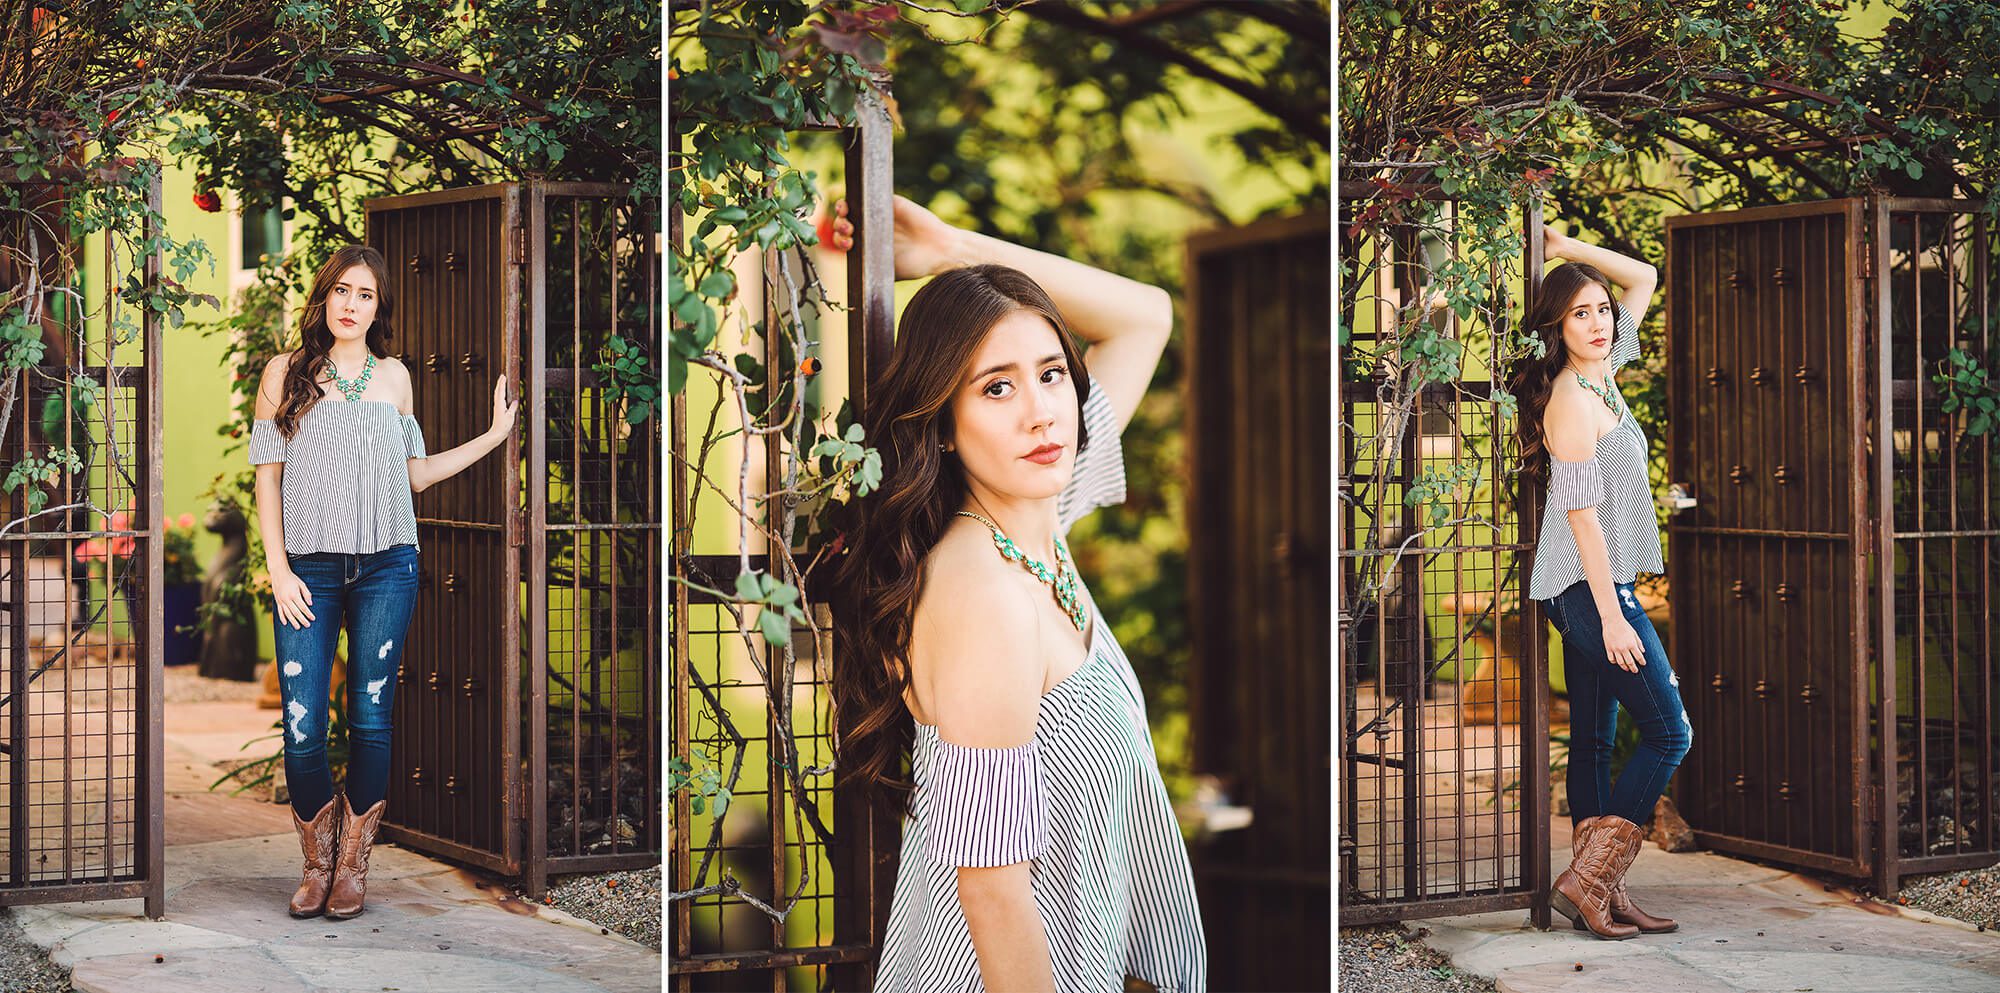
[1879,864,2000,929]
[0,909,72,993]
[535,866,661,951]
[1339,923,1497,993]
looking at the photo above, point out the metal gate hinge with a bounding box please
[1858,247,1875,280]
[512,226,528,265]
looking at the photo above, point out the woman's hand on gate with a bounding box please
[1600,614,1646,673]
[487,375,519,440]
[271,569,315,630]
[821,195,963,280]
[1543,223,1570,261]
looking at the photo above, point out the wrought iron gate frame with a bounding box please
[1871,195,2000,897]
[365,180,661,897]
[1662,198,1878,880]
[366,182,527,878]
[0,175,166,919]
[1665,195,2000,896]
[1336,184,1553,928]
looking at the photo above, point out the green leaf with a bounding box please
[759,608,792,647]
[734,570,762,601]
[698,269,736,298]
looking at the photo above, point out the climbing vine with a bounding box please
[667,0,930,924]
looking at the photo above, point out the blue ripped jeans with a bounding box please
[1542,578,1693,827]
[273,544,418,820]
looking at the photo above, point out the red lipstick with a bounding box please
[1023,443,1063,465]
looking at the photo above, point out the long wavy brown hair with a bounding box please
[1508,261,1623,480]
[273,245,395,438]
[828,264,1093,810]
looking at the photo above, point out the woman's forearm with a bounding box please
[1565,508,1623,621]
[1553,236,1657,298]
[407,429,508,493]
[941,228,1171,349]
[254,466,291,577]
[956,863,1055,992]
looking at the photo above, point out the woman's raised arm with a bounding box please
[828,196,1171,435]
[1546,225,1658,326]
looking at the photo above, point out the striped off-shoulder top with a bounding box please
[1528,306,1665,602]
[875,380,1207,993]
[248,399,427,556]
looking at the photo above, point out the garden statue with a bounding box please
[197,501,259,681]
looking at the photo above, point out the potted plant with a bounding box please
[75,511,205,665]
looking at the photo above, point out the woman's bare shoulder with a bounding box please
[376,355,414,410]
[914,525,1023,632]
[1542,379,1604,463]
[909,528,1042,743]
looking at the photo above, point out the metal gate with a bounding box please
[1187,211,1329,988]
[1664,200,1875,877]
[367,182,660,895]
[0,177,166,917]
[1338,185,1552,926]
[1666,197,2000,895]
[1870,198,2000,895]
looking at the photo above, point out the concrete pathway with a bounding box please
[6,691,661,993]
[1413,820,2000,993]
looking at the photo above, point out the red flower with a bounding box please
[193,190,221,212]
[106,108,121,125]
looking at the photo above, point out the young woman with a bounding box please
[826,196,1206,991]
[1515,226,1689,941]
[250,244,517,920]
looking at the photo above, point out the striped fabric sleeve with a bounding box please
[1607,305,1641,374]
[1056,378,1127,534]
[923,737,1050,868]
[400,415,428,458]
[248,419,286,464]
[1548,457,1607,511]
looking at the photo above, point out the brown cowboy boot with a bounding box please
[1552,816,1639,939]
[324,796,387,920]
[1570,819,1678,933]
[288,797,341,918]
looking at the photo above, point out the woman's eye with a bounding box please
[983,379,1012,398]
[1041,366,1067,384]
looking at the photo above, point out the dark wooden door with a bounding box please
[366,185,526,874]
[1186,212,1329,990]
[1664,200,1875,876]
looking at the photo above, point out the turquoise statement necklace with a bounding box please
[325,352,377,403]
[956,510,1088,632]
[1572,366,1622,415]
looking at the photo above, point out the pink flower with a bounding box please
[109,510,131,532]
[177,513,195,530]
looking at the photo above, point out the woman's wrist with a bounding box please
[932,227,980,276]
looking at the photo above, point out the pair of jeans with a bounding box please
[273,544,418,820]
[1541,578,1692,827]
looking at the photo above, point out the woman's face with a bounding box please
[946,309,1078,503]
[325,264,379,342]
[1559,280,1615,364]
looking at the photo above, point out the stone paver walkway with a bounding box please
[6,690,661,993]
[1413,820,2000,993]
